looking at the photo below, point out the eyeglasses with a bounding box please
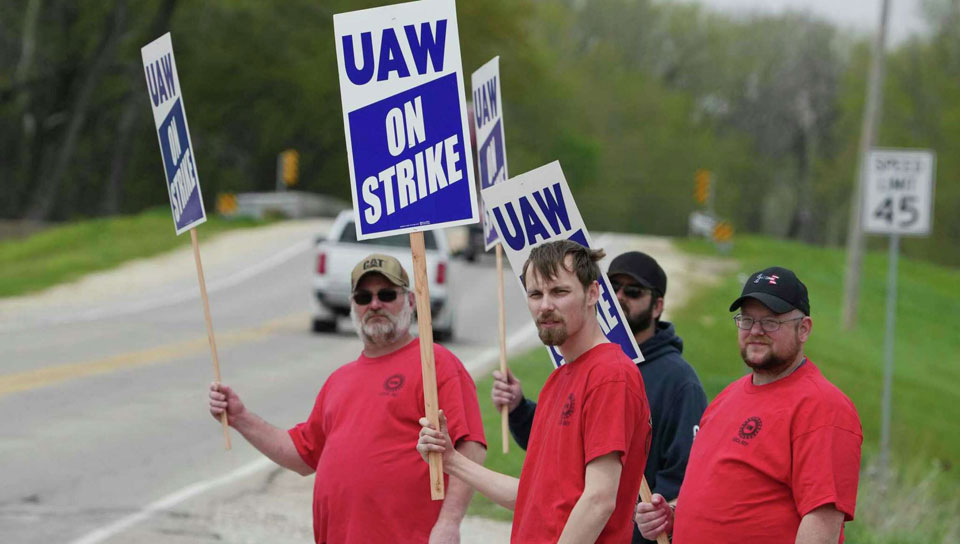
[610,281,652,300]
[733,314,803,332]
[353,288,400,305]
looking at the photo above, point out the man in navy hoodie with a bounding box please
[492,251,707,544]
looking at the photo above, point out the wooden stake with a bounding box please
[638,475,670,544]
[410,231,444,500]
[190,228,231,450]
[496,244,510,454]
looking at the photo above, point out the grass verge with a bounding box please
[0,208,269,298]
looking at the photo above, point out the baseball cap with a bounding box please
[351,254,410,291]
[607,251,667,296]
[729,266,810,316]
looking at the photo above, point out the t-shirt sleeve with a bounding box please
[288,387,328,469]
[433,349,475,447]
[582,380,644,465]
[791,424,863,521]
[508,398,536,450]
[456,363,487,447]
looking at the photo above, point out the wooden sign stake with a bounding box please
[638,475,670,544]
[190,228,231,450]
[410,231,444,500]
[496,244,510,454]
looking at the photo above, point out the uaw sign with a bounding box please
[334,0,478,240]
[471,57,508,250]
[141,33,206,235]
[482,161,644,366]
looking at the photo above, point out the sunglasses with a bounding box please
[353,288,400,306]
[610,281,651,300]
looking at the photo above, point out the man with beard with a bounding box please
[492,251,707,544]
[635,266,863,543]
[208,254,486,544]
[417,240,651,543]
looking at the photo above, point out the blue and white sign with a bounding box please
[471,57,509,250]
[141,33,206,236]
[334,0,478,240]
[481,162,644,367]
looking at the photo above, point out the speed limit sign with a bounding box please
[863,148,936,235]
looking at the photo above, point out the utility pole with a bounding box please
[842,0,891,329]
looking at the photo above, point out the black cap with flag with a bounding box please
[729,266,810,316]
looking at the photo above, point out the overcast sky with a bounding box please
[685,0,929,45]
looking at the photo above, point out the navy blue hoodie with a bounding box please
[508,321,707,544]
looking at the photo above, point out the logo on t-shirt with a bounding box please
[734,416,762,446]
[560,393,575,426]
[382,373,405,396]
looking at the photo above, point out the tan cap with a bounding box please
[351,254,410,291]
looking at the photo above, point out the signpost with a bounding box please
[471,56,512,453]
[862,147,935,479]
[141,33,230,450]
[481,161,643,367]
[334,0,477,500]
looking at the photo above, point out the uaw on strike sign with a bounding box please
[471,57,508,250]
[141,33,206,235]
[334,0,478,240]
[482,162,644,367]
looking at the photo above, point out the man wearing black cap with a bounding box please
[636,266,863,544]
[492,251,707,544]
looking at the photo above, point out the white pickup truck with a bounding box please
[312,210,455,341]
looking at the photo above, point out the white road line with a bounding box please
[69,458,274,544]
[0,239,312,332]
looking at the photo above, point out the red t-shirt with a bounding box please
[512,343,651,543]
[673,360,862,543]
[288,339,486,543]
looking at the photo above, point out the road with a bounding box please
[0,220,727,543]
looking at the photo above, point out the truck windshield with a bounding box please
[339,223,438,250]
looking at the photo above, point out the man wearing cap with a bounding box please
[208,254,486,544]
[635,266,863,543]
[492,251,707,544]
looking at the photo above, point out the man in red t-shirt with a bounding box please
[636,266,863,543]
[418,240,651,544]
[209,254,486,543]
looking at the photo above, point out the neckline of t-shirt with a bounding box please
[562,342,618,369]
[742,357,813,394]
[358,337,419,364]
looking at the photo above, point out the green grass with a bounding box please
[469,235,960,541]
[0,208,269,298]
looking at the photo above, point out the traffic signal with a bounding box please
[694,169,711,204]
[281,149,300,186]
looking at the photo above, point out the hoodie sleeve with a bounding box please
[507,397,537,450]
[653,381,707,500]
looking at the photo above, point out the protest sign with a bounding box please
[142,33,229,449]
[482,161,644,367]
[141,33,206,236]
[471,56,508,250]
[334,0,477,241]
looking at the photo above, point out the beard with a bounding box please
[624,297,656,335]
[739,332,802,376]
[351,301,413,346]
[536,311,569,346]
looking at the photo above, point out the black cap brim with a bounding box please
[729,293,796,314]
[607,269,656,291]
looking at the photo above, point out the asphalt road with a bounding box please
[0,219,543,543]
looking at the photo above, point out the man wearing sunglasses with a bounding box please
[209,254,486,544]
[492,250,707,544]
[635,266,862,544]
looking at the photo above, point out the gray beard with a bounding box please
[350,302,413,346]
